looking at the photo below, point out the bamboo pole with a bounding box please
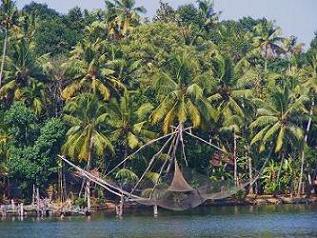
[59,156,142,199]
[106,131,178,176]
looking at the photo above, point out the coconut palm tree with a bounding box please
[0,38,44,109]
[250,86,308,153]
[208,54,253,123]
[61,39,125,101]
[297,52,317,195]
[62,93,113,210]
[196,0,219,32]
[38,55,67,116]
[0,0,18,88]
[208,54,253,185]
[105,51,141,89]
[105,0,146,39]
[107,91,154,157]
[251,20,285,71]
[150,50,214,133]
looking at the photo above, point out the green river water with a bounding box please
[0,204,316,238]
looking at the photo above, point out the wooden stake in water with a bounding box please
[36,188,40,216]
[153,205,158,217]
[20,203,24,219]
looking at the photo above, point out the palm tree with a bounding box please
[208,54,253,185]
[0,38,44,109]
[0,0,18,88]
[38,55,67,116]
[250,86,308,154]
[107,91,154,157]
[150,50,213,133]
[62,93,113,210]
[208,54,253,123]
[62,39,125,101]
[196,0,219,32]
[105,49,141,89]
[105,0,146,39]
[297,52,317,195]
[251,20,285,71]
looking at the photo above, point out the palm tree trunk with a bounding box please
[0,29,8,88]
[297,99,314,196]
[233,132,238,186]
[248,154,254,195]
[264,60,268,72]
[85,140,93,211]
[277,153,284,192]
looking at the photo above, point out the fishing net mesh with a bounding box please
[132,161,250,211]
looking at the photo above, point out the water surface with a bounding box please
[0,204,316,238]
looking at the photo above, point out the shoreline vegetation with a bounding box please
[0,0,317,217]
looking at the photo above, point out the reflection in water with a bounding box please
[0,204,316,238]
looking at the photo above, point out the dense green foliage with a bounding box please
[0,0,317,201]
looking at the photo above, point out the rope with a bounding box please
[185,131,230,155]
[128,134,175,196]
[105,131,178,176]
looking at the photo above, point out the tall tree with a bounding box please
[0,37,44,112]
[150,49,214,133]
[107,91,154,157]
[62,94,113,210]
[297,52,317,195]
[251,20,285,71]
[208,54,253,185]
[0,0,18,87]
[105,0,146,39]
[61,39,124,101]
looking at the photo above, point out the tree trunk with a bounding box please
[297,99,314,196]
[0,29,8,88]
[233,132,238,186]
[277,154,284,192]
[85,140,93,211]
[248,154,254,195]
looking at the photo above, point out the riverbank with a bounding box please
[1,195,317,218]
[205,195,317,206]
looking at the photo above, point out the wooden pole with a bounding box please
[233,132,238,186]
[0,205,6,217]
[36,187,40,216]
[11,199,15,212]
[119,193,124,217]
[20,203,24,219]
[32,185,35,205]
[153,204,158,217]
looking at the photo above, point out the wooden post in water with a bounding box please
[11,199,15,213]
[32,185,36,205]
[153,205,158,217]
[119,193,124,217]
[0,205,6,217]
[20,203,24,219]
[36,187,40,217]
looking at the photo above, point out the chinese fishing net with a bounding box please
[60,125,270,211]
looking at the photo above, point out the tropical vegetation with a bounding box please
[0,0,316,205]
